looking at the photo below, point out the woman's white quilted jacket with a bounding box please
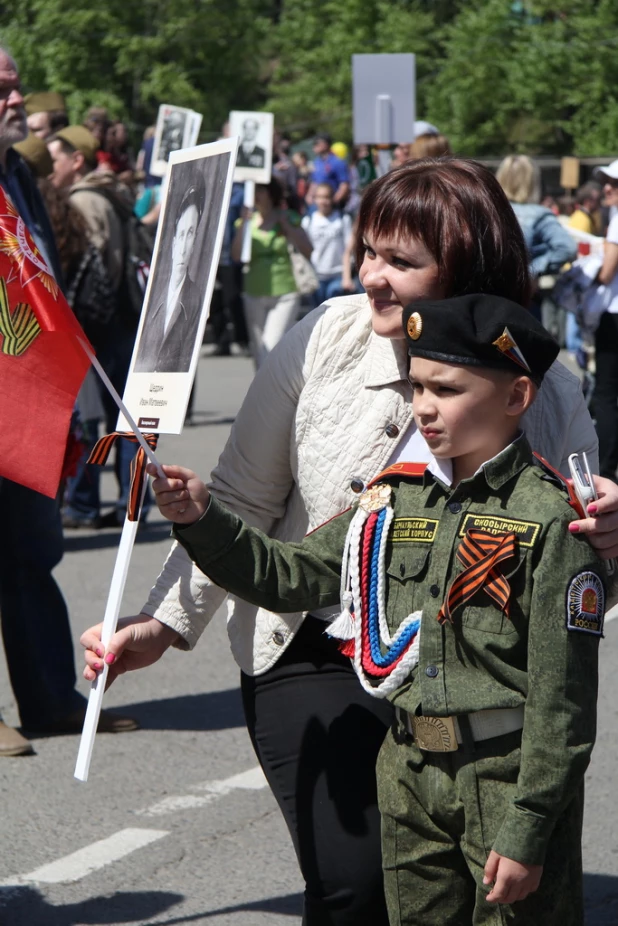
[142,294,598,675]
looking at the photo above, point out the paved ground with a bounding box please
[0,345,616,925]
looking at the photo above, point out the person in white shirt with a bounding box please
[302,183,356,306]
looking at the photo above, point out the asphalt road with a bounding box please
[0,346,616,926]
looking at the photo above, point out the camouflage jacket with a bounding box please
[174,435,606,864]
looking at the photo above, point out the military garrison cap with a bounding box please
[24,91,66,116]
[13,133,53,178]
[52,125,99,167]
[403,293,559,384]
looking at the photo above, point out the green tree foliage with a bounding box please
[2,0,618,155]
[3,0,274,137]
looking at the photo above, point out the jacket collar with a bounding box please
[363,327,410,388]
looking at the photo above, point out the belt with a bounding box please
[397,705,525,753]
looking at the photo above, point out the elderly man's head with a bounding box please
[242,118,259,142]
[0,49,27,162]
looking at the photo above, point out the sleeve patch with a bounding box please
[566,571,605,636]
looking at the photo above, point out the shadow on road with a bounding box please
[0,887,183,924]
[62,522,172,553]
[0,886,302,924]
[148,891,304,922]
[126,687,246,732]
[584,872,618,925]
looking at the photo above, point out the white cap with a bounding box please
[413,120,439,138]
[594,159,618,181]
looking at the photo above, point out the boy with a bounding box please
[151,293,606,925]
[302,182,355,306]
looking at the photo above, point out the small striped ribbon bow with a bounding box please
[436,529,517,625]
[87,431,159,521]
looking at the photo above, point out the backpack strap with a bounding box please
[532,451,586,518]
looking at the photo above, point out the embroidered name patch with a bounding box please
[458,514,541,548]
[391,518,439,543]
[566,571,605,636]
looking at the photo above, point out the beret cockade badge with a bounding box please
[407,311,423,341]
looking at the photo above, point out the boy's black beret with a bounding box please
[403,293,560,384]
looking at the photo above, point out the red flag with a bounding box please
[0,189,91,498]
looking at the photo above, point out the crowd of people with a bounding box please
[4,38,618,926]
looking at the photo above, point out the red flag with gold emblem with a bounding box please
[0,188,91,497]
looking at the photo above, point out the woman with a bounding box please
[83,159,618,926]
[496,155,576,320]
[589,161,618,481]
[231,177,312,368]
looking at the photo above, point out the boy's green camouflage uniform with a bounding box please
[174,436,606,925]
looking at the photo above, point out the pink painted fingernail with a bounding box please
[105,653,116,665]
[95,648,104,658]
[588,504,598,515]
[568,523,580,533]
[92,662,101,671]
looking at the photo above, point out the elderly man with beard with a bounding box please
[0,48,137,754]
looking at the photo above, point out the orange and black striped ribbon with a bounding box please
[87,431,159,522]
[436,529,517,625]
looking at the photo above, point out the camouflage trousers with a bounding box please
[377,726,584,925]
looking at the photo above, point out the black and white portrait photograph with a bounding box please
[229,109,274,184]
[151,104,203,178]
[120,137,239,434]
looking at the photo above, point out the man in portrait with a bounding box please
[134,176,205,373]
[160,110,186,163]
[236,116,266,169]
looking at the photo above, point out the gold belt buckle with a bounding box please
[409,714,459,752]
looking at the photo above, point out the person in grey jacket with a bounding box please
[496,156,577,328]
[82,158,618,926]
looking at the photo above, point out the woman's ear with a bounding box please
[506,376,536,417]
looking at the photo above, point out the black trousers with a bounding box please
[593,312,618,480]
[241,616,393,926]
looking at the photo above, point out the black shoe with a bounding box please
[212,343,231,357]
[62,513,99,529]
[96,509,123,529]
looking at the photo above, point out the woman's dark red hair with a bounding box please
[356,157,532,307]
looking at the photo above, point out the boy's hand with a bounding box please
[483,850,542,904]
[146,463,209,524]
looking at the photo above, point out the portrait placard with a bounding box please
[229,110,274,184]
[151,104,203,178]
[119,137,239,434]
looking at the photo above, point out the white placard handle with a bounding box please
[241,180,255,265]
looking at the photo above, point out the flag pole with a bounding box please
[74,340,163,782]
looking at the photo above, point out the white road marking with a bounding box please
[606,604,618,624]
[139,764,268,817]
[0,828,168,887]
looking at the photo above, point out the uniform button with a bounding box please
[272,632,286,646]
[350,477,365,494]
[426,665,439,678]
[448,501,462,514]
[385,423,400,438]
[400,563,405,577]
[430,584,440,598]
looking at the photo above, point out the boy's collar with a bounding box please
[426,432,533,491]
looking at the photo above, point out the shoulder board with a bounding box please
[367,462,427,488]
[532,452,585,518]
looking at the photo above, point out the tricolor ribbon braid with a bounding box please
[87,431,159,522]
[436,529,517,625]
[327,490,423,699]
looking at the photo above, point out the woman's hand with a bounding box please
[81,614,180,688]
[569,475,618,558]
[147,463,209,525]
[483,850,543,905]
